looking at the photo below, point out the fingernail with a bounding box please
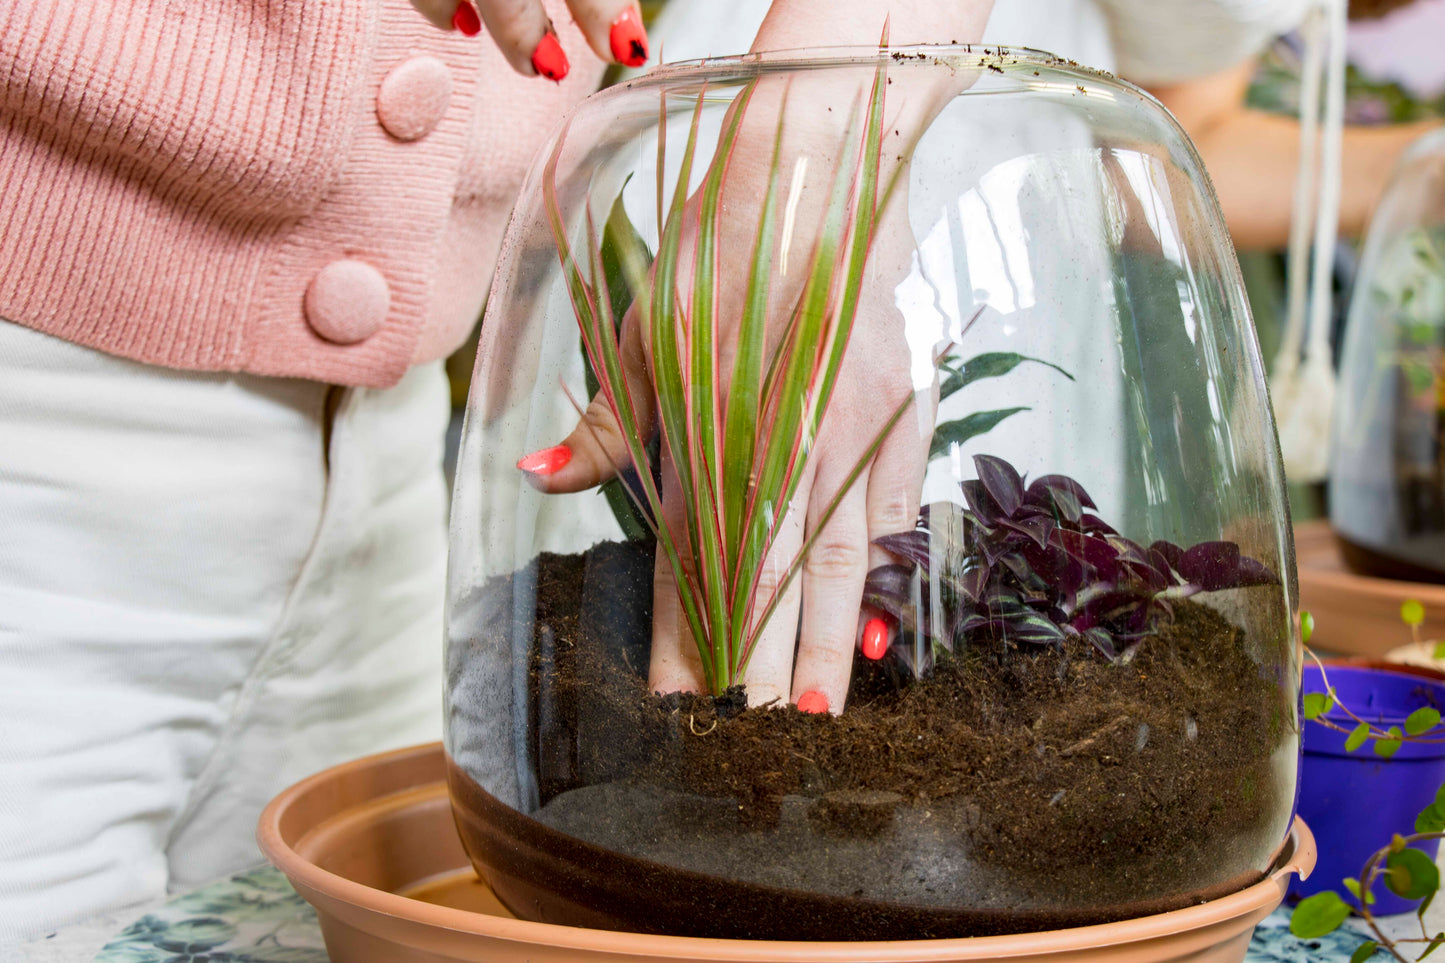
[531,31,569,82]
[609,6,648,67]
[861,618,889,661]
[797,691,829,714]
[517,444,571,475]
[451,0,481,36]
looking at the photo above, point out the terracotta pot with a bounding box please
[1296,520,1445,657]
[259,742,1316,963]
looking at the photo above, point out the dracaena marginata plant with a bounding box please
[542,60,921,697]
[864,453,1280,671]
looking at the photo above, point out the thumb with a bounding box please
[518,391,636,493]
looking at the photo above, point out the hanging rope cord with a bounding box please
[1271,0,1347,482]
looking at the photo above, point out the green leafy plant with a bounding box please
[1302,602,1445,759]
[1291,780,1445,962]
[929,350,1073,459]
[543,63,919,696]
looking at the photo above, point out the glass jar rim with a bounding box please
[633,43,1119,86]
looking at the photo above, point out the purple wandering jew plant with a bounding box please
[865,453,1280,668]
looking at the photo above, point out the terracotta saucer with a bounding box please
[258,742,1315,963]
[1296,521,1445,657]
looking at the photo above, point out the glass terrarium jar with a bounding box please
[1331,127,1445,584]
[446,46,1300,941]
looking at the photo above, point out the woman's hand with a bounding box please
[408,0,650,81]
[519,67,948,713]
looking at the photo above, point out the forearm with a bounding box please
[750,0,993,51]
[1150,62,1439,249]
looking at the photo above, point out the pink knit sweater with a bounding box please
[0,0,602,387]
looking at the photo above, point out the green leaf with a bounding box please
[1290,891,1352,938]
[1404,599,1427,626]
[1433,640,1445,660]
[1301,611,1315,644]
[1304,692,1334,720]
[1376,727,1404,758]
[1343,876,1371,904]
[929,408,1030,460]
[1348,942,1378,963]
[1408,706,1441,736]
[1422,887,1437,919]
[1387,846,1440,899]
[1346,722,1371,752]
[1416,802,1445,834]
[1422,931,1445,960]
[937,351,1073,401]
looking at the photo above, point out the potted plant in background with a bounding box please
[1330,127,1445,585]
[443,45,1304,947]
[1296,603,1445,920]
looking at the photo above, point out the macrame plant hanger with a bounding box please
[1270,0,1348,483]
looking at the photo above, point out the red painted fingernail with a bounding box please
[609,6,648,67]
[517,444,571,475]
[797,691,829,714]
[451,1,481,36]
[861,618,889,661]
[531,31,569,82]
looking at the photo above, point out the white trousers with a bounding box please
[0,320,447,942]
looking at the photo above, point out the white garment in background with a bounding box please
[0,319,447,944]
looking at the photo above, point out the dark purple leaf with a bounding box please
[1053,529,1121,582]
[1027,474,1097,511]
[974,454,1025,517]
[863,564,916,619]
[1071,587,1154,632]
[1001,613,1069,647]
[948,561,989,603]
[960,479,1004,528]
[1083,627,1119,661]
[1179,541,1241,592]
[998,514,1053,549]
[1235,554,1280,587]
[1149,540,1184,572]
[1078,513,1118,537]
[874,530,931,569]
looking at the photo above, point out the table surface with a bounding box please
[67,865,1390,963]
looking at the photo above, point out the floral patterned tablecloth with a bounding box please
[89,865,1388,963]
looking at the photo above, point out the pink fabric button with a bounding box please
[304,259,390,344]
[376,56,453,142]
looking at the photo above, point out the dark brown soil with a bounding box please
[450,539,1296,940]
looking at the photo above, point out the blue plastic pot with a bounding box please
[1293,661,1445,915]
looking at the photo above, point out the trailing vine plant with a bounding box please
[1292,602,1445,963]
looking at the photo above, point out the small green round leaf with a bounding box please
[1386,847,1440,900]
[1376,727,1405,759]
[1291,891,1352,938]
[1433,640,1445,660]
[1346,722,1372,752]
[1304,693,1334,720]
[1404,599,1427,626]
[1349,940,1379,963]
[1417,802,1445,834]
[1302,611,1316,644]
[1344,876,1363,898]
[1408,707,1441,736]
